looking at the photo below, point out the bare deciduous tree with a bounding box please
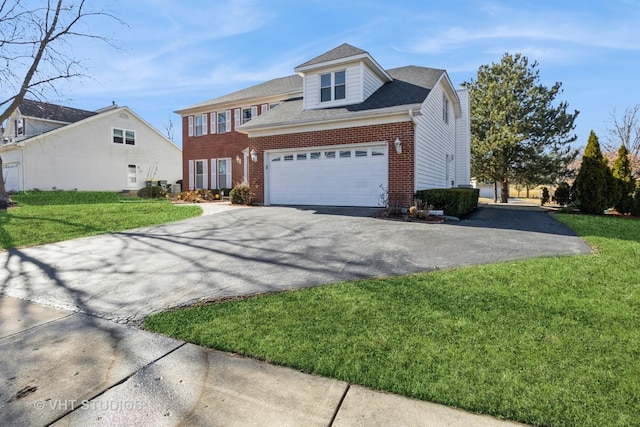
[605,104,640,178]
[0,0,123,207]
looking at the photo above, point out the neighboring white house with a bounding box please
[1,99,181,192]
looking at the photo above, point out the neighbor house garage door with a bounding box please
[267,143,388,207]
[2,161,21,192]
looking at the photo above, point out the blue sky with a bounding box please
[62,0,640,149]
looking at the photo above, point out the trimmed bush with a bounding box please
[541,187,550,206]
[553,182,572,207]
[414,188,479,217]
[229,183,253,205]
[137,186,166,199]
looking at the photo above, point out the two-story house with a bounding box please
[1,99,182,192]
[176,43,470,207]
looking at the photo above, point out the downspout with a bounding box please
[409,109,418,195]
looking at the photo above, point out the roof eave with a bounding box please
[294,53,392,82]
[174,89,303,116]
[238,104,420,136]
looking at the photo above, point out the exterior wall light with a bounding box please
[250,149,258,162]
[394,138,402,154]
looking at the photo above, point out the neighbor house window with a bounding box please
[320,70,346,102]
[443,95,449,124]
[113,128,135,145]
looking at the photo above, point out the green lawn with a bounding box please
[145,214,640,427]
[0,191,201,249]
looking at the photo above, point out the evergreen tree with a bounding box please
[612,144,636,213]
[466,53,578,203]
[574,131,614,214]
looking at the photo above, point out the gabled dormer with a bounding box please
[294,43,392,110]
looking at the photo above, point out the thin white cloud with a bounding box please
[401,3,640,57]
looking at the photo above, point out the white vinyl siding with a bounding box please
[415,80,457,189]
[3,107,181,192]
[362,64,385,100]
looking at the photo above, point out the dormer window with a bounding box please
[320,70,346,102]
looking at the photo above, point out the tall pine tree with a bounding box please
[466,53,578,203]
[574,131,615,214]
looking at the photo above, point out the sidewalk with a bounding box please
[0,296,526,426]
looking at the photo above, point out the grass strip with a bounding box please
[1,191,201,249]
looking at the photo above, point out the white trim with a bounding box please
[188,160,195,190]
[210,112,217,134]
[202,113,208,135]
[234,108,241,130]
[188,116,194,137]
[210,158,217,188]
[240,108,413,137]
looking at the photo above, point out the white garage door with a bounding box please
[2,161,21,192]
[267,143,388,207]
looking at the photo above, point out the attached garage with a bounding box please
[266,143,388,207]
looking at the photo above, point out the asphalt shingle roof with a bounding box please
[239,66,445,130]
[180,75,303,111]
[19,99,97,123]
[295,43,368,69]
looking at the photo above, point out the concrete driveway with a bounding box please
[0,205,590,324]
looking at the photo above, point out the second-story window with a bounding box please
[194,115,204,136]
[217,111,227,133]
[242,107,252,124]
[442,95,449,124]
[320,70,346,102]
[113,128,135,145]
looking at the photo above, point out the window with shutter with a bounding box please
[234,108,240,130]
[210,112,217,134]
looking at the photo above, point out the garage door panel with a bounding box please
[268,144,387,207]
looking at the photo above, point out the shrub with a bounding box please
[612,144,636,214]
[414,188,479,217]
[553,182,572,207]
[137,186,166,198]
[631,190,640,217]
[540,187,550,206]
[229,183,253,205]
[573,131,615,214]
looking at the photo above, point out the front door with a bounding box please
[127,164,137,189]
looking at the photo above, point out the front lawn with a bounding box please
[0,191,201,249]
[145,214,640,427]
